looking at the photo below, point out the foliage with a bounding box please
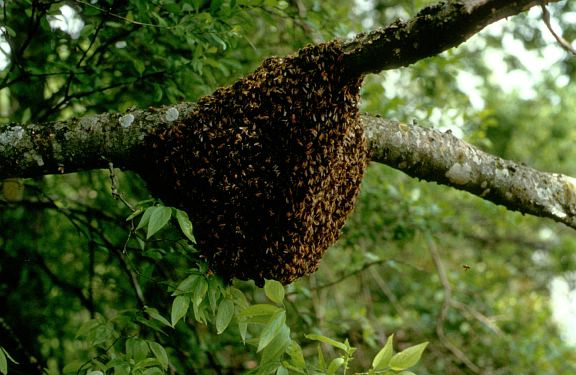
[1,0,576,374]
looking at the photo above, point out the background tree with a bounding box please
[1,0,576,374]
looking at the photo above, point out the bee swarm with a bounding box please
[139,41,368,285]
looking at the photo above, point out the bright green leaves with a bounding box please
[146,206,172,239]
[148,341,169,370]
[372,334,395,370]
[326,357,345,375]
[171,273,210,326]
[126,337,149,362]
[239,304,283,324]
[0,347,17,375]
[136,206,171,239]
[216,298,235,334]
[303,334,427,375]
[133,205,196,243]
[257,310,286,352]
[73,317,169,374]
[264,279,285,304]
[306,334,349,351]
[144,306,172,328]
[170,295,191,327]
[389,342,429,371]
[233,282,291,374]
[306,334,356,374]
[369,334,428,374]
[175,209,196,242]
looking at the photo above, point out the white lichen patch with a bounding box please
[0,126,24,145]
[446,163,472,185]
[494,167,509,181]
[536,185,553,203]
[550,204,567,219]
[165,107,179,122]
[119,113,135,128]
[79,115,99,129]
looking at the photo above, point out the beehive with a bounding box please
[139,41,368,285]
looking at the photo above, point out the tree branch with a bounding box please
[0,103,193,178]
[2,110,575,232]
[342,0,561,75]
[363,115,576,230]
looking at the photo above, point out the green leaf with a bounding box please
[136,206,155,230]
[259,325,291,373]
[132,357,162,372]
[239,321,248,343]
[397,372,417,375]
[239,304,282,324]
[317,344,326,371]
[216,298,235,334]
[171,295,191,327]
[305,334,348,351]
[147,206,172,239]
[258,310,286,352]
[372,333,395,370]
[148,341,169,369]
[173,274,199,296]
[286,340,306,368]
[126,337,149,361]
[0,349,6,375]
[326,357,345,375]
[208,277,224,313]
[1,348,17,365]
[230,287,249,309]
[257,361,282,375]
[176,209,196,242]
[145,306,171,327]
[264,279,285,304]
[192,300,208,324]
[192,277,208,306]
[389,342,429,371]
[276,366,289,375]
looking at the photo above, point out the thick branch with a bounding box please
[0,103,194,178]
[363,115,576,230]
[2,110,575,231]
[343,0,561,75]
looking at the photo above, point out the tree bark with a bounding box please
[342,0,561,75]
[363,116,576,229]
[2,110,575,230]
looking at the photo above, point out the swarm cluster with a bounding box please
[139,41,368,285]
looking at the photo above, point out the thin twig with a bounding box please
[108,162,135,211]
[451,300,504,335]
[73,0,173,29]
[540,3,576,55]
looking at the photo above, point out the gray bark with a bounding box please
[342,0,561,75]
[1,111,575,230]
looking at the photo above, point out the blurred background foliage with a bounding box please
[1,0,576,374]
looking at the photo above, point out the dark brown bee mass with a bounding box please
[139,41,368,285]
